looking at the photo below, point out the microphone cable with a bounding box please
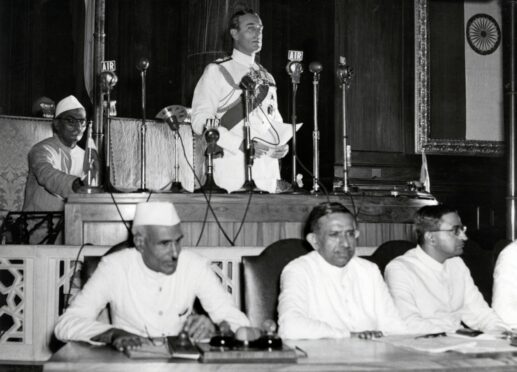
[65,242,93,310]
[195,187,211,247]
[176,130,235,246]
[231,189,253,244]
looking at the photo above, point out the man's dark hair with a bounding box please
[305,202,355,235]
[414,204,457,245]
[229,8,258,31]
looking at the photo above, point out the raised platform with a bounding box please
[64,193,437,247]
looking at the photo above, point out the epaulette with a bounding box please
[214,56,232,65]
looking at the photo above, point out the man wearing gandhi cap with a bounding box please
[23,95,88,212]
[54,201,249,352]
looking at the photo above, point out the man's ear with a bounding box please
[306,233,318,250]
[423,231,434,245]
[230,28,238,41]
[134,235,145,253]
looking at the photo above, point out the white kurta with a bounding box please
[54,249,249,343]
[385,246,508,333]
[278,251,407,339]
[493,241,517,328]
[191,49,283,193]
[23,134,84,211]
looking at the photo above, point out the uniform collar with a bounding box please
[232,48,256,68]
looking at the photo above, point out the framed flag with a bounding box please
[414,0,504,156]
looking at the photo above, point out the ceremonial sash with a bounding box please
[216,64,273,132]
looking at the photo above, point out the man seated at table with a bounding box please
[54,201,249,351]
[277,202,407,339]
[492,241,517,328]
[385,205,508,334]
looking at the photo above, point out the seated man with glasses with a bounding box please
[385,205,508,334]
[23,95,88,212]
[278,202,407,339]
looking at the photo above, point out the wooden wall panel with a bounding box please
[334,0,408,153]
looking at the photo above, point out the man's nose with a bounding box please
[339,235,351,246]
[170,243,180,258]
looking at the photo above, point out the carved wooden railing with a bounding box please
[0,245,264,361]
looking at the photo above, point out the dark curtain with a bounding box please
[0,0,86,116]
[0,0,336,184]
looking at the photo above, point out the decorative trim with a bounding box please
[414,0,505,156]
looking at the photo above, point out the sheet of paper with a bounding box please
[251,122,303,148]
[377,335,477,353]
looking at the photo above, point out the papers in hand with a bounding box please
[251,121,302,148]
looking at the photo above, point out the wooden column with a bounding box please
[504,0,517,240]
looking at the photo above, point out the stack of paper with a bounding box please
[378,335,477,353]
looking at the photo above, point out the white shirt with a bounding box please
[54,249,249,343]
[278,251,407,339]
[191,49,283,193]
[23,134,85,211]
[493,241,517,328]
[385,246,507,333]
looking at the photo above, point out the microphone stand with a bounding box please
[170,130,185,193]
[155,105,189,193]
[102,71,117,192]
[137,59,149,192]
[197,118,226,193]
[309,62,323,194]
[234,89,263,193]
[79,71,117,194]
[334,57,354,194]
[286,62,307,194]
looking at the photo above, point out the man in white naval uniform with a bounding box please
[191,9,289,193]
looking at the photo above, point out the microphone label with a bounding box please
[288,50,303,62]
[101,60,117,72]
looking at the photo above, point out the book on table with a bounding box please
[124,335,200,360]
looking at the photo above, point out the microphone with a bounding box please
[286,50,304,84]
[99,71,118,92]
[204,118,220,154]
[309,61,323,74]
[155,105,188,132]
[136,58,150,72]
[240,74,257,92]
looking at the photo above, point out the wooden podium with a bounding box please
[64,193,437,248]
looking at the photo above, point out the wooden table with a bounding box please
[44,339,517,371]
[64,193,436,247]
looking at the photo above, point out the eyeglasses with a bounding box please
[328,229,359,240]
[429,225,467,236]
[60,117,87,126]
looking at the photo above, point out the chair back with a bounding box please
[242,238,313,327]
[365,240,414,275]
[460,239,495,304]
[81,239,133,285]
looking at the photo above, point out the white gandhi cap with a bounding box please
[55,95,85,118]
[133,201,181,227]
